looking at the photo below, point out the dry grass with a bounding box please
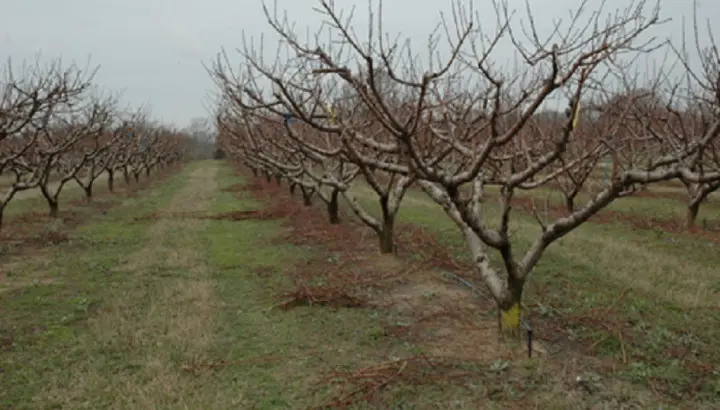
[347,178,719,407]
[557,231,719,309]
[3,161,719,409]
[48,165,220,408]
[0,163,223,409]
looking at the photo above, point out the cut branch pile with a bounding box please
[311,355,473,409]
[275,260,424,310]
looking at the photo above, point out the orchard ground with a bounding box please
[1,161,719,409]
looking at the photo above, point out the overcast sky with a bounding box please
[1,0,716,128]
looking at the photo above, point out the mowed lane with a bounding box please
[1,163,225,408]
[3,162,400,409]
[61,164,221,408]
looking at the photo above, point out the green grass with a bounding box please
[2,163,461,408]
[485,183,720,222]
[0,169,187,408]
[198,165,492,408]
[349,182,720,407]
[3,161,719,409]
[2,172,113,218]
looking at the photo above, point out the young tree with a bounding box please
[71,93,121,201]
[666,17,720,228]
[37,92,113,217]
[0,60,94,228]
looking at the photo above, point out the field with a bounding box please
[1,160,719,409]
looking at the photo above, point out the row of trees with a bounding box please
[0,59,191,230]
[210,0,720,333]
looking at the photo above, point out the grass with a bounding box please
[2,160,719,409]
[2,172,112,217]
[199,166,409,408]
[483,182,720,222]
[0,167,188,408]
[350,182,720,407]
[2,162,457,408]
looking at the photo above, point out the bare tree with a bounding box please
[234,0,720,337]
[0,59,96,225]
[71,93,121,201]
[101,109,147,193]
[664,11,720,228]
[37,90,113,217]
[185,117,216,160]
[210,16,419,253]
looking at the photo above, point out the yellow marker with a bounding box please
[501,303,521,330]
[326,103,336,124]
[572,101,581,129]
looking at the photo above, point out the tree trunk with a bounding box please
[48,200,59,218]
[275,175,282,185]
[327,188,340,224]
[498,278,525,339]
[300,186,313,206]
[107,170,115,192]
[264,172,272,183]
[289,183,296,196]
[84,184,93,202]
[378,197,396,254]
[145,167,151,177]
[686,201,701,229]
[134,173,140,183]
[39,184,60,218]
[302,192,313,206]
[252,168,258,177]
[0,206,4,232]
[685,181,720,230]
[564,192,576,213]
[123,168,130,185]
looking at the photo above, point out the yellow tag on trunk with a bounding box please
[326,103,336,124]
[572,101,581,129]
[501,303,521,329]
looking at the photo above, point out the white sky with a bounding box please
[1,0,716,128]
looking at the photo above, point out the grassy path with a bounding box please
[1,162,414,409]
[1,163,219,408]
[74,163,220,408]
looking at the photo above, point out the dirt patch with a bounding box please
[386,280,500,358]
[0,250,61,294]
